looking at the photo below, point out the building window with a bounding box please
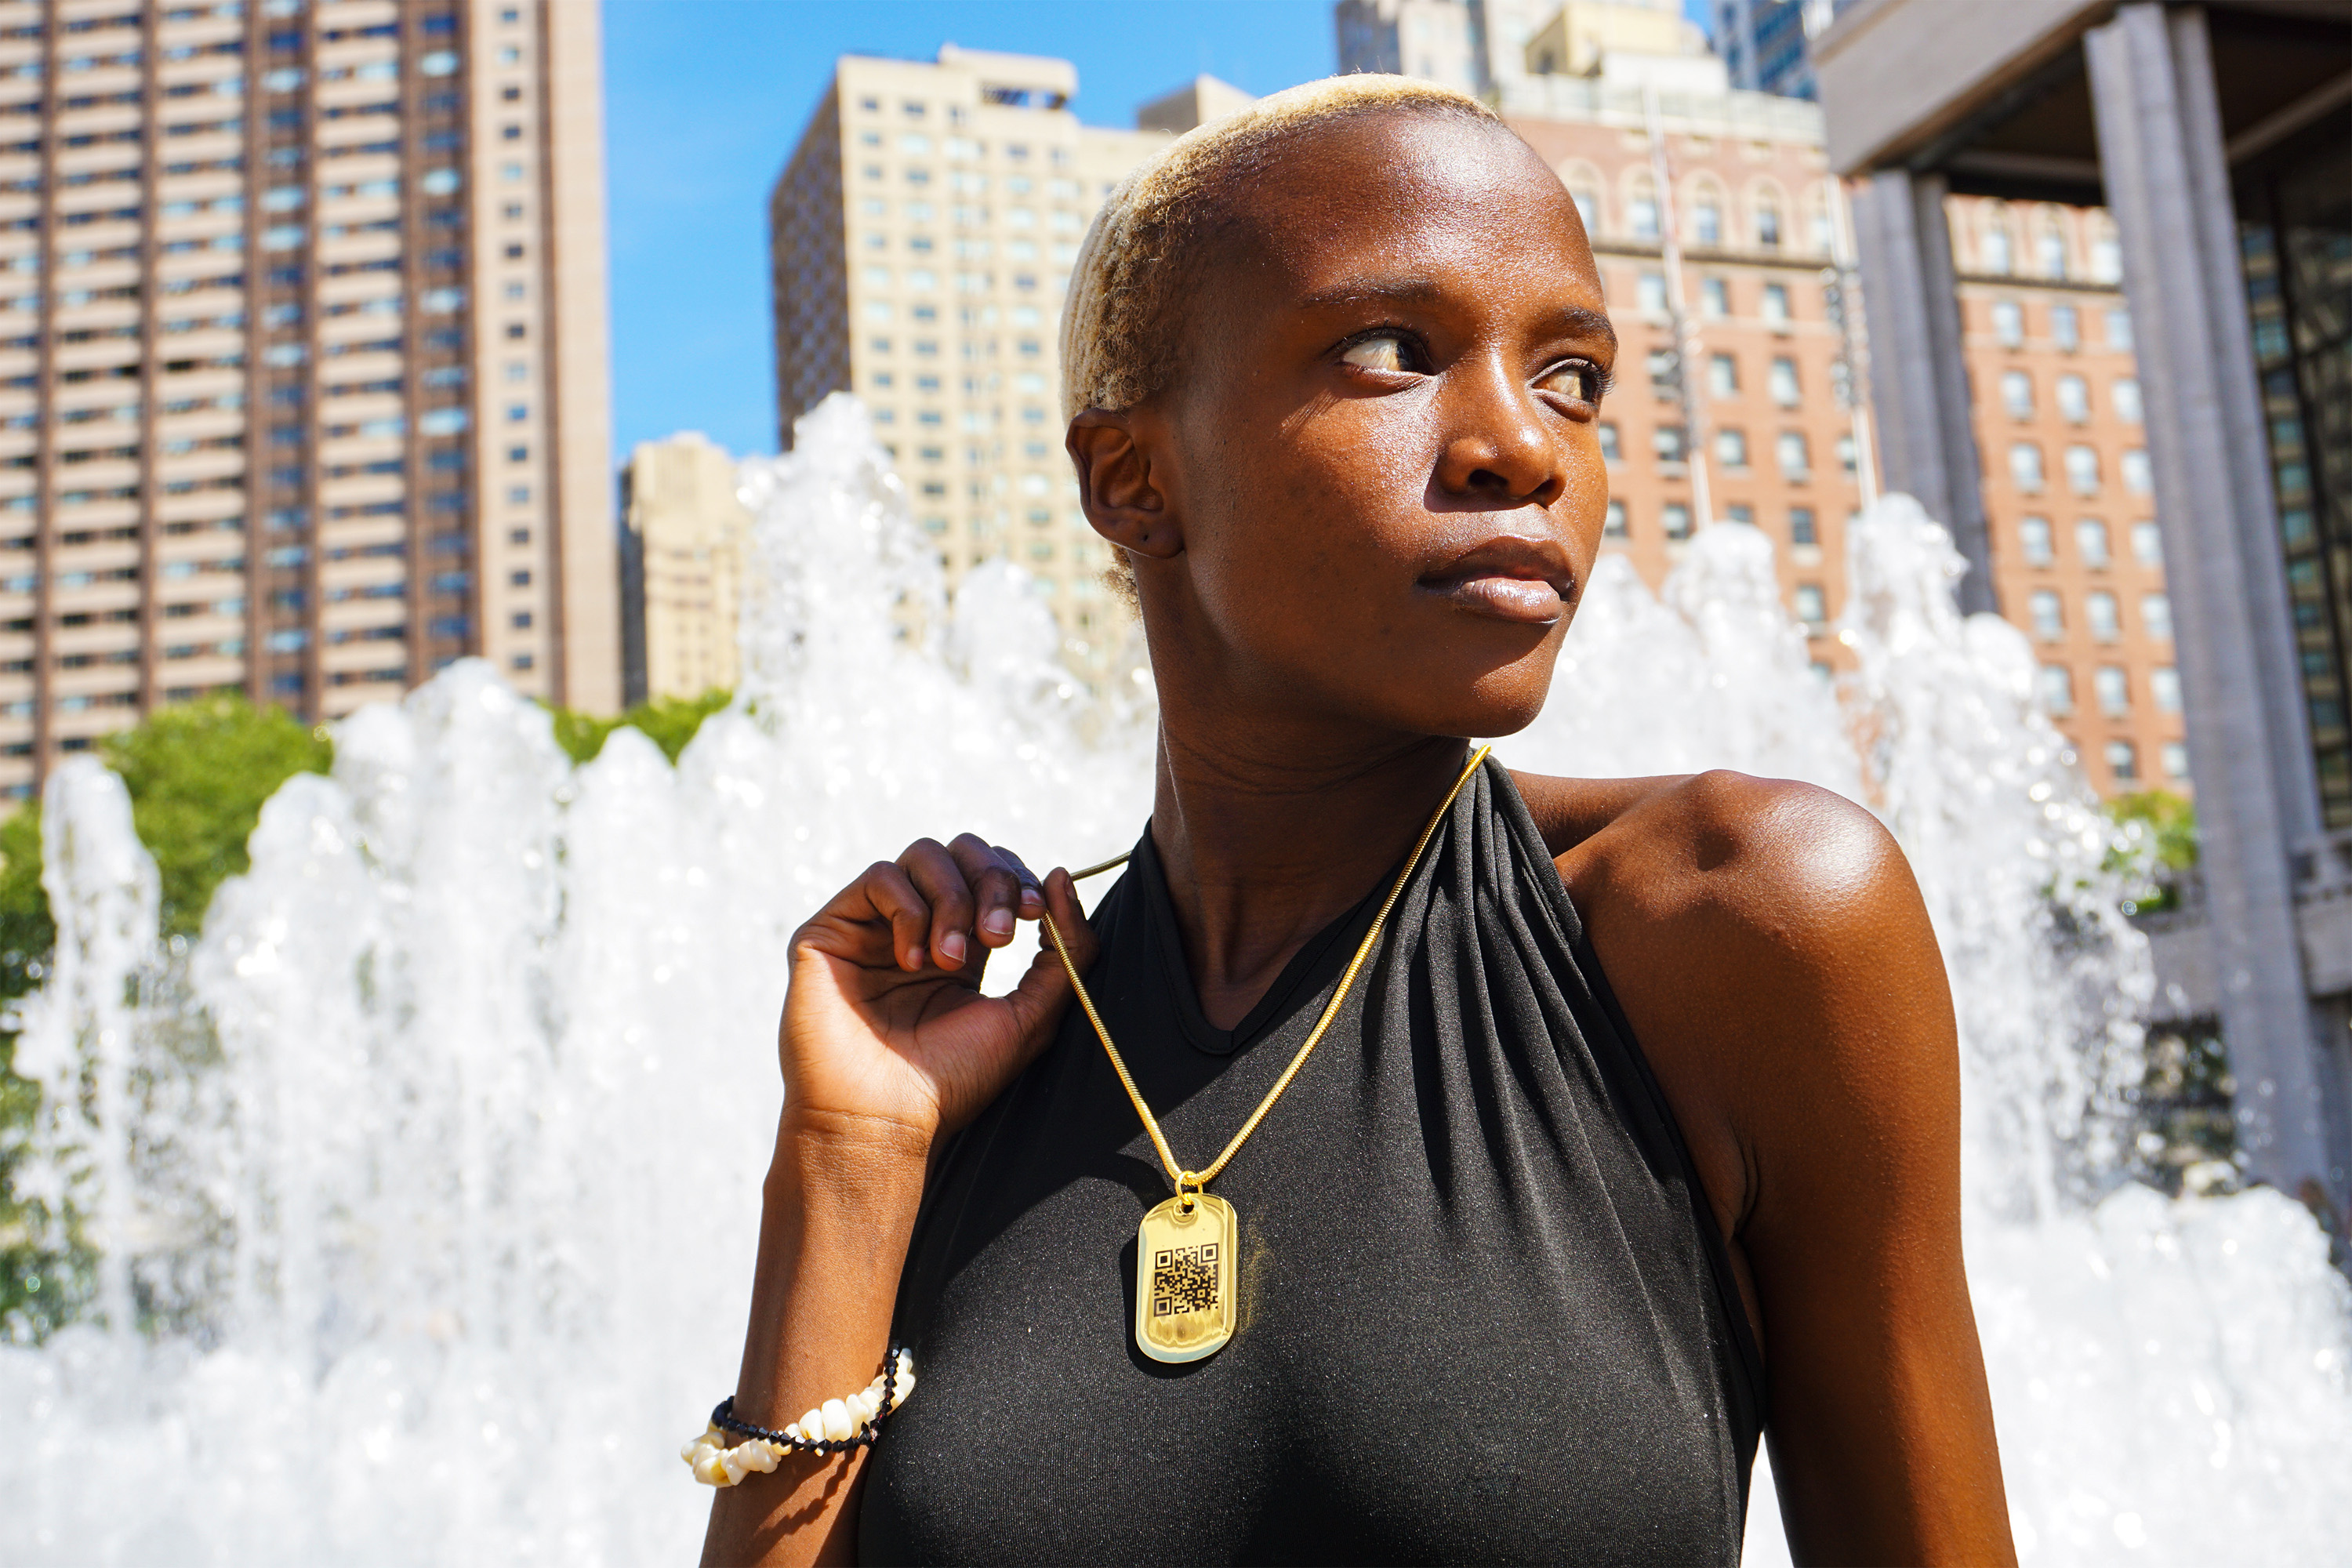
[2121,448,2152,494]
[1663,502,1692,540]
[2086,590,2120,641]
[1726,503,1755,526]
[2000,370,2034,419]
[1761,282,1791,325]
[2162,741,2190,779]
[1983,225,2013,274]
[2130,521,2163,568]
[2030,589,2064,640]
[511,652,534,671]
[2038,664,2074,713]
[2056,374,2089,423]
[1768,357,1798,407]
[1653,425,1687,463]
[1789,506,1817,547]
[2113,378,2143,424]
[2009,442,2045,492]
[1794,583,1827,630]
[2105,307,2132,351]
[1708,354,1737,397]
[1755,201,1781,249]
[1693,198,1722,245]
[1637,271,1668,315]
[2074,519,2111,566]
[2105,740,2138,782]
[1604,499,1628,538]
[1715,428,1748,469]
[2037,228,2068,279]
[2051,305,2080,351]
[2095,665,2130,715]
[1629,191,1659,240]
[1597,423,1621,462]
[1700,277,1729,318]
[512,611,532,630]
[1776,430,1810,479]
[2142,592,2172,640]
[2151,666,2182,713]
[1570,187,1599,234]
[2064,445,2101,495]
[1991,299,2024,347]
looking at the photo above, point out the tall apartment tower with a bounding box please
[768,48,1170,662]
[1714,0,1853,100]
[0,0,616,800]
[616,429,747,707]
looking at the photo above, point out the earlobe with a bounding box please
[1066,408,1183,561]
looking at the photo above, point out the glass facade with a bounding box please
[2241,121,2352,826]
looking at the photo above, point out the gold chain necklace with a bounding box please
[1040,746,1491,1363]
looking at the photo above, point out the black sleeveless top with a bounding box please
[862,760,1763,1565]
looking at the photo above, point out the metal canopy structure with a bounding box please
[1817,0,2352,1228]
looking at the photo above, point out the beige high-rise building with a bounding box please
[0,0,615,800]
[768,48,1178,667]
[618,430,746,705]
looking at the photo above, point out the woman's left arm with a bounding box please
[1568,772,2015,1566]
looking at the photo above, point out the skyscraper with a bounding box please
[768,48,1175,668]
[616,429,748,707]
[0,0,616,800]
[1714,0,1853,100]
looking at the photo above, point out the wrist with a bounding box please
[771,1102,938,1195]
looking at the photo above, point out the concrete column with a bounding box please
[1849,168,1997,614]
[2085,2,2337,1207]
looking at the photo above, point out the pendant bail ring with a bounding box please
[1174,1168,1205,1214]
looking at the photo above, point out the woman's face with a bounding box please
[1098,109,1616,744]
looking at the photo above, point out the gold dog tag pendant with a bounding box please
[1135,1193,1236,1363]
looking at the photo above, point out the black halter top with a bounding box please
[861,760,1763,1564]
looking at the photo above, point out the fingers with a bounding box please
[798,837,1062,977]
[1003,866,1101,1044]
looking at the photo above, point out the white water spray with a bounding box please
[2,397,2344,1563]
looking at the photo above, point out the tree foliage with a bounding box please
[546,688,732,766]
[1,695,329,1339]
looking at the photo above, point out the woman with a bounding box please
[701,76,2011,1566]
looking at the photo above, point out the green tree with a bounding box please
[1,695,330,1339]
[2107,789,2197,915]
[546,688,731,766]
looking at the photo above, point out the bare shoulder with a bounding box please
[1511,768,1956,1247]
[1511,766,1911,938]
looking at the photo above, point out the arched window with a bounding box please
[2036,210,2069,279]
[1689,176,1725,247]
[1557,161,1605,238]
[1981,203,2014,274]
[1748,180,1788,251]
[1624,171,1660,241]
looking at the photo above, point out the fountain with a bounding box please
[1,395,2345,1563]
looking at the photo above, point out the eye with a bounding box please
[1341,333,1415,374]
[1536,360,1605,405]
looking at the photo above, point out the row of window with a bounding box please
[1628,271,1805,325]
[852,93,1072,132]
[1994,369,2142,424]
[1600,420,1846,481]
[2016,517,2162,571]
[2005,441,2152,496]
[1564,175,1833,256]
[2027,587,2172,642]
[1984,299,2129,353]
[2039,662,2180,717]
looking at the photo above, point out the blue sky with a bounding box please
[604,1,1713,459]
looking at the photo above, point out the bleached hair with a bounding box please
[1059,74,1498,421]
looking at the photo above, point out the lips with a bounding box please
[1417,535,1576,626]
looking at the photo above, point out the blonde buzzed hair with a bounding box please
[1059,74,1499,421]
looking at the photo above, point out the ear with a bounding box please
[1065,408,1183,561]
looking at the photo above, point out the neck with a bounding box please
[1149,720,1471,1031]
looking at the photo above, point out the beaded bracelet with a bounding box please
[681,1349,916,1487]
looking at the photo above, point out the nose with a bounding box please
[1432,356,1566,510]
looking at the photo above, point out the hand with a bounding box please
[781,834,1100,1149]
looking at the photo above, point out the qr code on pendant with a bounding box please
[1152,1243,1218,1317]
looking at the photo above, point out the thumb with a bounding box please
[1003,867,1098,1041]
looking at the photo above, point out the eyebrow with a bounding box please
[1294,279,1618,354]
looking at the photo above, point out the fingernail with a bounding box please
[982,909,1014,937]
[942,930,967,964]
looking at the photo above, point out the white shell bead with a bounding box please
[798,1408,826,1442]
[821,1398,855,1441]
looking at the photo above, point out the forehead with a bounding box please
[1203,111,1597,297]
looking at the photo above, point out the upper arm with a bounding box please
[1566,773,2013,1566]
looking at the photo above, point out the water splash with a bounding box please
[2,397,2345,1564]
